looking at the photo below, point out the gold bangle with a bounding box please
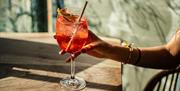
[125,47,133,64]
[134,48,141,65]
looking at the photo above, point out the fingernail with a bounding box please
[66,59,71,63]
[66,60,70,63]
[81,49,86,53]
[65,57,69,63]
[53,35,56,39]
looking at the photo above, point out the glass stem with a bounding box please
[70,53,75,79]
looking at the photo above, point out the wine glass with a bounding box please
[55,9,88,90]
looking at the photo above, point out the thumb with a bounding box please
[81,42,100,53]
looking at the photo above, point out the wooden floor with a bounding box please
[0,33,122,91]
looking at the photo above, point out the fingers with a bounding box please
[84,30,100,45]
[62,30,102,63]
[88,30,101,42]
[81,44,93,53]
[64,42,101,62]
[65,43,96,63]
[53,35,56,39]
[65,51,81,63]
[65,42,99,62]
[81,42,100,53]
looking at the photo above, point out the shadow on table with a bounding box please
[0,38,102,73]
[0,64,122,91]
[0,38,122,91]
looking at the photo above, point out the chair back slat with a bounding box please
[157,81,161,91]
[173,72,179,91]
[169,74,175,91]
[162,76,168,91]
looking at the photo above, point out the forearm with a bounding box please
[137,46,179,69]
[104,43,179,69]
[102,43,139,64]
[104,44,129,63]
[86,30,179,69]
[137,30,180,69]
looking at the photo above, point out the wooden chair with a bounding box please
[144,67,180,91]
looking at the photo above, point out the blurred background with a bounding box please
[0,0,180,91]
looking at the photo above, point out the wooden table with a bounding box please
[0,33,122,91]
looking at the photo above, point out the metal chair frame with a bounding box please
[144,67,180,91]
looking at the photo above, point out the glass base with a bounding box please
[60,76,86,90]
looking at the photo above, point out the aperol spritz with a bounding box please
[55,7,88,90]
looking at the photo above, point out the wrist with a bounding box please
[101,42,114,58]
[104,44,128,61]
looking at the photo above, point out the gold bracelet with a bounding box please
[134,48,141,65]
[125,47,133,64]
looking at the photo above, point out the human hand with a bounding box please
[54,30,108,62]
